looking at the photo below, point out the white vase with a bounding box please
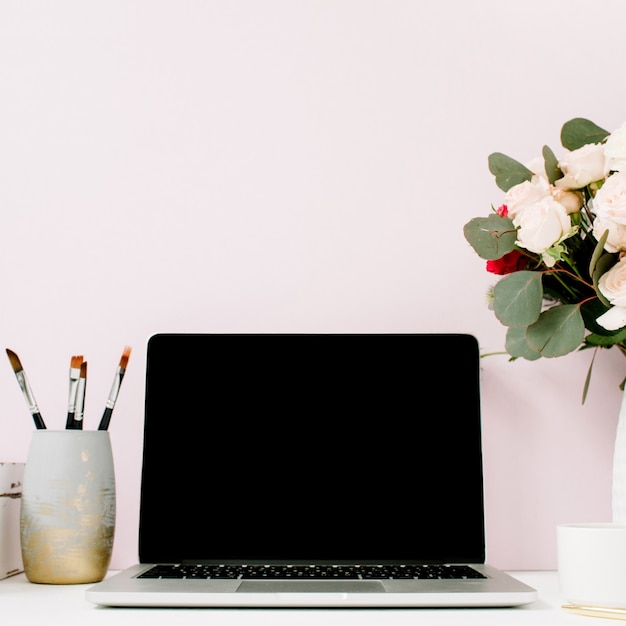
[20,430,116,584]
[613,389,626,523]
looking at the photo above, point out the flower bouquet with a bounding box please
[463,117,626,400]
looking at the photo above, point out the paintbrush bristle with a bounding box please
[6,349,23,373]
[119,346,132,369]
[71,355,83,369]
[80,361,87,377]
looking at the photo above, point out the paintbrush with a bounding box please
[5,349,46,430]
[98,346,131,430]
[563,604,626,620]
[65,354,84,429]
[73,360,88,429]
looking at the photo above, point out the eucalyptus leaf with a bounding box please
[526,304,585,357]
[463,215,517,260]
[585,326,626,346]
[561,118,609,151]
[581,349,597,405]
[592,252,618,309]
[542,145,561,185]
[488,152,534,192]
[505,327,541,360]
[493,271,543,327]
[589,229,609,277]
[580,298,613,335]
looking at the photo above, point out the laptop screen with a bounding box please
[138,333,485,565]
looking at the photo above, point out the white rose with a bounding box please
[596,306,626,330]
[592,215,626,253]
[605,121,626,172]
[594,171,626,226]
[504,178,550,219]
[592,171,626,252]
[525,156,548,181]
[599,258,626,306]
[513,196,574,255]
[597,257,626,330]
[551,187,583,214]
[555,143,610,190]
[517,156,583,213]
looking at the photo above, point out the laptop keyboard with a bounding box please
[138,564,486,580]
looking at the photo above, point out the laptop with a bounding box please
[86,332,537,608]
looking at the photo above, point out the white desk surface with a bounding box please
[0,570,609,625]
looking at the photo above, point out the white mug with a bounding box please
[557,523,626,608]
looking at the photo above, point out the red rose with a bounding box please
[486,249,527,275]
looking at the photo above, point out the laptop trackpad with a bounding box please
[237,580,386,593]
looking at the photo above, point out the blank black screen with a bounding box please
[138,333,485,565]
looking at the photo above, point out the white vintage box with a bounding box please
[0,463,24,579]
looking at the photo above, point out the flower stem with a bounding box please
[544,266,591,300]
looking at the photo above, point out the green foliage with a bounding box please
[493,273,585,359]
[463,214,517,260]
[542,145,561,185]
[589,229,609,278]
[505,327,541,360]
[526,305,585,357]
[493,271,542,327]
[488,153,533,192]
[561,118,609,150]
[593,253,616,308]
[580,299,613,335]
[586,328,626,346]
[589,231,615,308]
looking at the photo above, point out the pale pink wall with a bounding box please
[1,0,625,571]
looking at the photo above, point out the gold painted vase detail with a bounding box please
[20,430,115,584]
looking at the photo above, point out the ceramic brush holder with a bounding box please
[20,430,115,584]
